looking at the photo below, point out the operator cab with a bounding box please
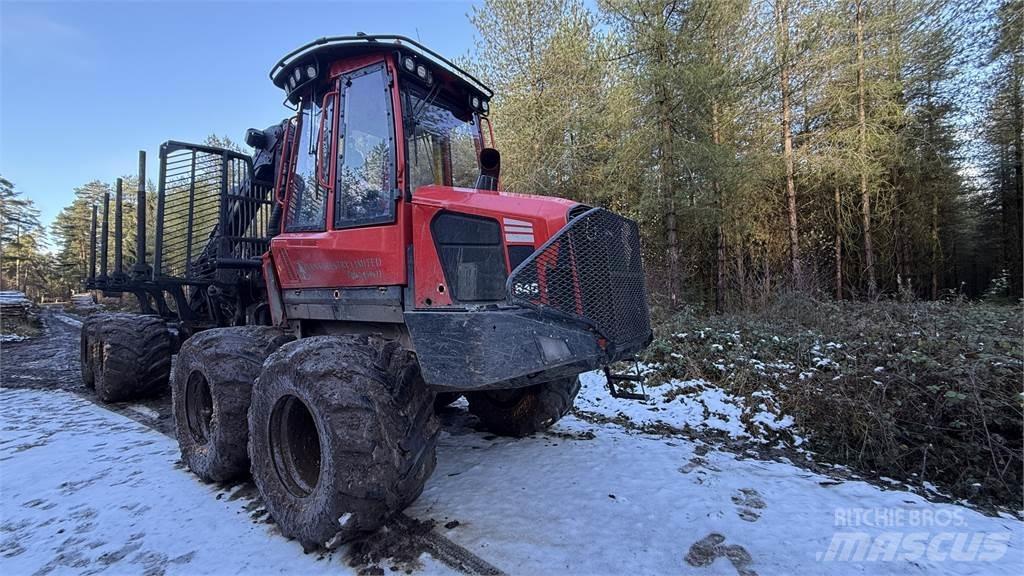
[264,35,522,309]
[269,34,495,222]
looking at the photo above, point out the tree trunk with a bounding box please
[657,40,681,309]
[712,100,725,313]
[776,0,801,284]
[931,191,940,300]
[834,186,843,300]
[856,0,877,299]
[1009,48,1024,299]
[736,245,747,308]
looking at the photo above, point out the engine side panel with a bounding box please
[410,185,577,309]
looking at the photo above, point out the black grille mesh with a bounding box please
[507,208,651,349]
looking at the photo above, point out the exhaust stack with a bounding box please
[474,147,501,191]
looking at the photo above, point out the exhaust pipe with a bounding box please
[474,147,501,191]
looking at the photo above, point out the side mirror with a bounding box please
[475,148,501,191]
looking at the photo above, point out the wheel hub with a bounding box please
[269,395,322,497]
[184,371,214,443]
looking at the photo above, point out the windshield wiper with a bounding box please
[409,83,442,127]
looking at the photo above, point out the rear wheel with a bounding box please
[466,376,581,437]
[172,326,293,483]
[79,316,101,389]
[248,335,439,549]
[92,313,171,403]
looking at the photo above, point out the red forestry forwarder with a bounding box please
[81,35,651,548]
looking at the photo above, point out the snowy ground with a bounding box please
[1,309,1022,575]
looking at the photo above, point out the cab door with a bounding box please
[272,61,406,290]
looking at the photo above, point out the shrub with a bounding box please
[645,298,1023,510]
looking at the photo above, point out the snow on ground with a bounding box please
[414,416,1023,575]
[69,293,99,310]
[0,292,31,306]
[0,387,451,575]
[575,369,800,443]
[3,385,1021,575]
[50,312,83,329]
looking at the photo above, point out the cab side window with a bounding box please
[286,97,328,232]
[335,65,396,228]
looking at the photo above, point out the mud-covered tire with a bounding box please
[92,313,171,403]
[79,316,102,389]
[466,376,581,437]
[172,326,293,483]
[249,335,439,549]
[433,392,461,411]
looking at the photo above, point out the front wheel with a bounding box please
[248,335,439,549]
[466,376,581,437]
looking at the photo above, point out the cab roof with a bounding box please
[271,34,493,104]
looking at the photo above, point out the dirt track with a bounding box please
[1,308,177,437]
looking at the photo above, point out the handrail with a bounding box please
[269,34,493,98]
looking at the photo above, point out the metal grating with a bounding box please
[507,207,651,350]
[157,142,274,280]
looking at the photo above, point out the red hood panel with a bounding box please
[412,185,577,232]
[409,185,580,308]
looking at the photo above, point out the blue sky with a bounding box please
[0,0,480,232]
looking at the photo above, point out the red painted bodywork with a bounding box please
[410,186,576,307]
[268,52,579,311]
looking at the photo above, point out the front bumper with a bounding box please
[405,306,649,391]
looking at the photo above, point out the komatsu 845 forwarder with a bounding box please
[81,34,651,548]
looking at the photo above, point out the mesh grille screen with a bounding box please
[507,208,650,348]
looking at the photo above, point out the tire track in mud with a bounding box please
[1,307,506,576]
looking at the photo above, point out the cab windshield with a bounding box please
[402,86,481,191]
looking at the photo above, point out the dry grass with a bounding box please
[646,296,1023,510]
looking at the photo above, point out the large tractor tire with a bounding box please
[172,326,293,483]
[466,376,581,437]
[249,335,439,549]
[91,313,171,403]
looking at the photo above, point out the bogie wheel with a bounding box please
[92,313,172,403]
[79,315,103,389]
[248,335,439,549]
[171,326,294,483]
[466,376,581,437]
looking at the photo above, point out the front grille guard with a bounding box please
[505,207,651,353]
